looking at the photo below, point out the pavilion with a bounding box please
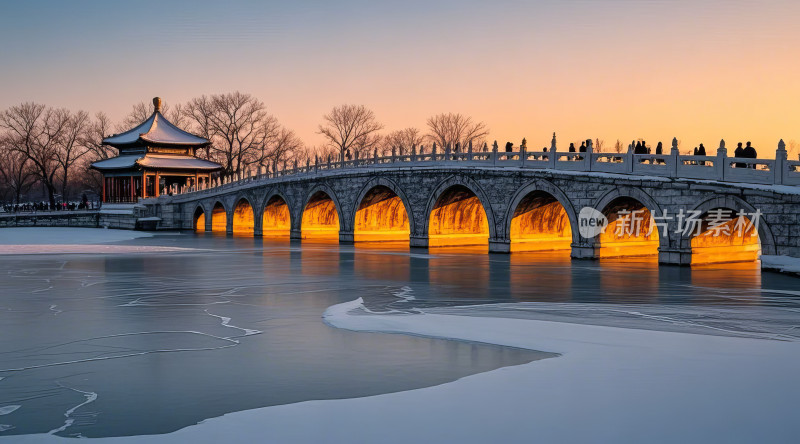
[92,97,221,202]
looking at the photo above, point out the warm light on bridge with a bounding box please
[429,186,489,247]
[232,199,255,235]
[691,213,760,265]
[302,191,340,240]
[194,209,205,232]
[510,192,572,252]
[354,186,409,242]
[211,203,227,232]
[598,198,659,258]
[263,196,291,237]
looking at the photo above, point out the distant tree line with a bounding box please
[0,92,490,205]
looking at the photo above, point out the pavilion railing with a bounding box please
[172,139,800,198]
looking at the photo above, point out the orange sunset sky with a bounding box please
[1,0,798,156]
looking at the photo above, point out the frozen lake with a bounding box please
[1,229,799,441]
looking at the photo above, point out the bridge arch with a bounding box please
[504,179,578,252]
[193,205,207,232]
[301,184,343,240]
[231,196,256,235]
[425,175,497,247]
[261,189,293,237]
[592,186,668,258]
[210,201,227,233]
[352,177,414,243]
[683,194,776,264]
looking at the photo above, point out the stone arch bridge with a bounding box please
[146,143,800,266]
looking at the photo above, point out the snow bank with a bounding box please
[762,254,800,275]
[6,298,800,443]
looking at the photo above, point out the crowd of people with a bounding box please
[1,194,95,213]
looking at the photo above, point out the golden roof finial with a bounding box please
[152,97,162,112]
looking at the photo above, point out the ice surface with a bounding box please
[0,228,152,245]
[0,406,20,416]
[5,297,800,443]
[0,228,197,255]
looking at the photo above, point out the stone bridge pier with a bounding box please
[153,166,798,266]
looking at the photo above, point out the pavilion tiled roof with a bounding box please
[102,98,210,147]
[91,154,222,171]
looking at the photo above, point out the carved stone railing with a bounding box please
[174,138,800,198]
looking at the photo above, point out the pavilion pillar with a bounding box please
[130,175,135,202]
[102,177,106,203]
[155,172,160,197]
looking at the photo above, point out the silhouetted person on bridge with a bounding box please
[734,142,745,168]
[697,143,707,156]
[345,148,351,160]
[505,142,513,152]
[656,141,663,155]
[579,141,586,152]
[568,143,576,153]
[743,142,757,168]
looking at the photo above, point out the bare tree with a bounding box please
[0,103,68,207]
[54,110,91,200]
[385,127,424,155]
[318,104,384,161]
[595,138,605,153]
[182,92,293,175]
[82,112,118,194]
[0,135,36,204]
[614,139,623,153]
[425,113,488,151]
[266,127,304,167]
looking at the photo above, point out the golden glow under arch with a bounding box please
[598,197,659,258]
[211,203,227,233]
[301,191,340,240]
[354,186,410,242]
[691,210,761,265]
[509,191,572,252]
[194,207,206,232]
[429,185,489,247]
[263,195,291,237]
[232,199,255,235]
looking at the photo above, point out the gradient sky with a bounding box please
[1,0,798,155]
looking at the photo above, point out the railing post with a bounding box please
[492,140,499,166]
[445,143,451,161]
[585,138,593,171]
[432,142,438,161]
[626,143,634,173]
[775,139,787,184]
[411,144,417,162]
[716,139,727,181]
[669,137,679,178]
[468,140,473,161]
[391,146,397,163]
[314,156,319,173]
[549,132,557,169]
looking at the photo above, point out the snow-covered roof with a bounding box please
[136,154,221,170]
[90,155,142,170]
[92,154,221,171]
[103,99,210,147]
